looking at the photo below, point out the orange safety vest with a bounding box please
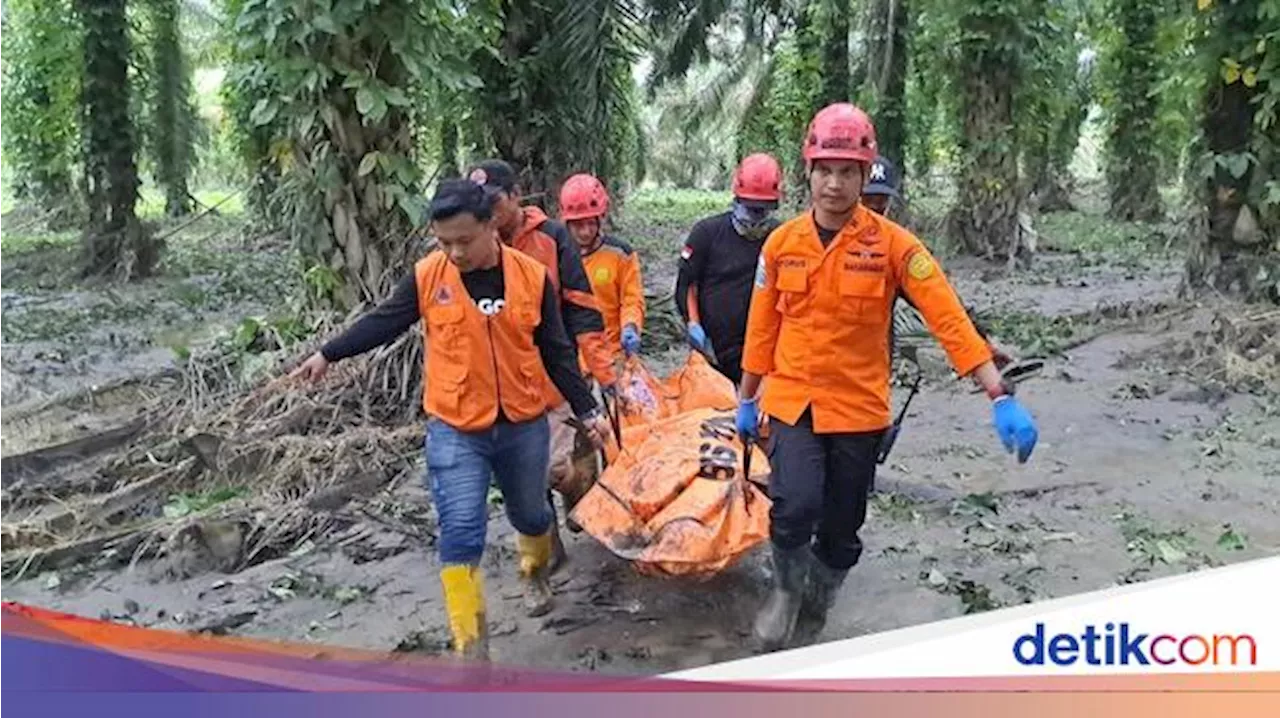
[414,247,551,432]
[741,206,992,434]
[581,235,646,367]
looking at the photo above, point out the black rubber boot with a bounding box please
[753,543,810,652]
[796,550,849,639]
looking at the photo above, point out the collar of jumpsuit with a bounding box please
[741,205,994,434]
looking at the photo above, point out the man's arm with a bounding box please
[674,226,709,325]
[548,223,617,386]
[893,235,1003,395]
[320,274,420,362]
[738,238,783,397]
[533,273,601,419]
[620,250,646,332]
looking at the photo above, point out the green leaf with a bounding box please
[249,98,278,127]
[384,87,410,107]
[313,13,339,34]
[1265,181,1280,207]
[1216,527,1246,551]
[357,151,380,177]
[1155,539,1187,564]
[1218,153,1251,179]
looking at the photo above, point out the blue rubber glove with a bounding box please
[621,324,641,356]
[687,322,711,354]
[736,397,760,441]
[992,395,1038,463]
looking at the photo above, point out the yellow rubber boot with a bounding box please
[516,530,555,617]
[440,564,489,661]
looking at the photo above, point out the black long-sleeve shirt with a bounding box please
[320,262,600,420]
[674,212,778,360]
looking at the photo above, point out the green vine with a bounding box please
[75,0,158,279]
[143,0,198,217]
[1098,0,1164,221]
[1,0,84,222]
[228,0,492,307]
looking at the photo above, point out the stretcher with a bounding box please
[568,345,1045,578]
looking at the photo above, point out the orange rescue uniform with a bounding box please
[581,235,645,365]
[742,205,992,433]
[414,247,550,432]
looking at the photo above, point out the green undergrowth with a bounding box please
[1036,210,1176,264]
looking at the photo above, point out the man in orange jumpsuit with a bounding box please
[559,173,646,363]
[467,160,618,560]
[556,172,646,530]
[737,104,1040,651]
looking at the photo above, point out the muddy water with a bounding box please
[4,242,1278,676]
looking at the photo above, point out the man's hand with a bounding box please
[290,352,330,382]
[992,396,1038,463]
[580,410,611,449]
[621,324,641,356]
[687,322,712,354]
[735,397,760,441]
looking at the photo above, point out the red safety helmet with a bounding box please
[803,103,878,164]
[732,153,783,203]
[559,173,610,221]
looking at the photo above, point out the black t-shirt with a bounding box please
[673,211,777,358]
[320,256,598,420]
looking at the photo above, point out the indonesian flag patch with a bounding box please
[680,244,693,261]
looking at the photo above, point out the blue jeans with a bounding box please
[425,415,553,565]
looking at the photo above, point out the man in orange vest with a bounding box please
[466,160,618,560]
[674,153,785,386]
[737,104,1040,651]
[291,178,611,661]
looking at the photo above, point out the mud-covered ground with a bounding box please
[3,192,1278,675]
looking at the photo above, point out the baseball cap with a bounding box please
[862,155,900,198]
[466,159,519,196]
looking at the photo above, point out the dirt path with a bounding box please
[4,209,1278,676]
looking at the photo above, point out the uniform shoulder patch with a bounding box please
[593,265,613,284]
[754,254,768,289]
[680,244,694,261]
[907,251,935,281]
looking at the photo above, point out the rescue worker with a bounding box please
[674,153,784,386]
[290,179,610,661]
[736,104,1040,652]
[556,172,646,532]
[862,154,1014,369]
[559,172,646,363]
[466,160,617,556]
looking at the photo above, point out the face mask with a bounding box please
[732,200,775,240]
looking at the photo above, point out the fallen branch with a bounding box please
[2,369,180,424]
[1,418,149,481]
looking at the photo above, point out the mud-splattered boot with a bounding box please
[517,529,555,617]
[440,564,489,662]
[753,543,810,653]
[795,551,849,642]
